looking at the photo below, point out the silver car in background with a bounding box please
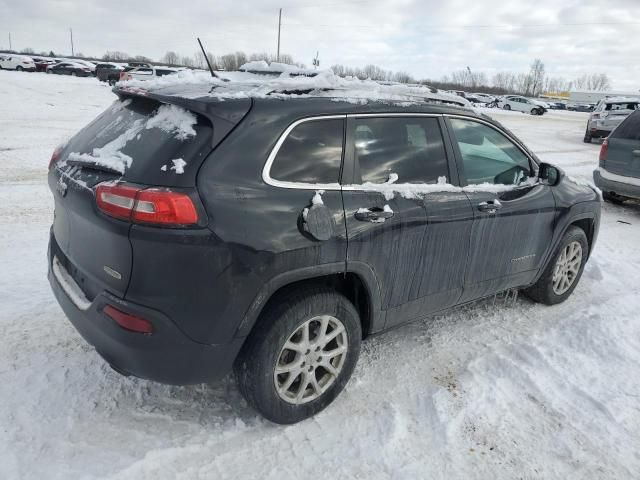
[584,97,640,143]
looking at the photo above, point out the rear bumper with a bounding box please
[589,128,610,138]
[593,169,640,199]
[48,232,243,385]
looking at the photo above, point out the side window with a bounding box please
[351,117,448,184]
[270,118,344,184]
[450,118,532,185]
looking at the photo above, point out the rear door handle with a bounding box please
[477,199,502,213]
[354,207,394,223]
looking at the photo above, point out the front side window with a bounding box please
[450,118,532,185]
[270,118,344,184]
[350,117,448,184]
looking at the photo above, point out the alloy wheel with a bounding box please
[274,315,348,404]
[552,241,583,295]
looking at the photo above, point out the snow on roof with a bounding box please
[601,96,640,104]
[118,67,471,108]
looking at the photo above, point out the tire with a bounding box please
[531,108,539,115]
[16,66,23,72]
[108,78,116,86]
[503,104,511,110]
[523,226,589,305]
[71,71,77,77]
[583,126,593,143]
[602,191,626,204]
[235,286,362,424]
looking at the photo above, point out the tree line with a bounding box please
[13,46,613,95]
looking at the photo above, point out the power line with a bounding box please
[281,21,640,29]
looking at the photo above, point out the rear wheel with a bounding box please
[16,66,23,72]
[530,108,539,115]
[235,287,361,424]
[523,226,588,305]
[583,126,593,143]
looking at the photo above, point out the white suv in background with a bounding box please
[584,97,640,143]
[498,95,547,115]
[119,66,181,82]
[0,54,36,71]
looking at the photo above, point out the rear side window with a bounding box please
[350,117,448,184]
[606,103,639,111]
[270,119,344,184]
[611,111,640,140]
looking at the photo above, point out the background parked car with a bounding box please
[584,97,640,143]
[593,110,640,203]
[498,95,547,115]
[47,62,93,77]
[547,102,567,110]
[0,54,36,71]
[119,66,181,82]
[96,63,124,82]
[567,103,595,112]
[30,56,56,72]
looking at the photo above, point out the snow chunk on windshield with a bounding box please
[145,104,197,140]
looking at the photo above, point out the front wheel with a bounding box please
[235,287,362,424]
[530,108,539,115]
[523,226,588,305]
[503,104,511,110]
[16,66,23,71]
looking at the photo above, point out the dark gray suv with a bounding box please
[47,81,601,424]
[594,110,640,202]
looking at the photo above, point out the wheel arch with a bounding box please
[236,262,383,340]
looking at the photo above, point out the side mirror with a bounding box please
[539,163,563,186]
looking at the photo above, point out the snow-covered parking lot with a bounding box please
[1,70,639,479]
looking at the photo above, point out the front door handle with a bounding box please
[354,207,394,223]
[477,199,502,213]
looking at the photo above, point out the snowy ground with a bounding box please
[1,70,639,479]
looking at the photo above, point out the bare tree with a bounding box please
[102,51,130,61]
[20,47,35,54]
[162,51,179,65]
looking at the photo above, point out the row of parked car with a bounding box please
[0,53,183,84]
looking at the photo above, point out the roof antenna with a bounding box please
[197,37,218,78]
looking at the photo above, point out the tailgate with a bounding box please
[48,95,217,300]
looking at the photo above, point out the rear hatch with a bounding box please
[48,93,220,300]
[605,110,640,178]
[601,101,639,131]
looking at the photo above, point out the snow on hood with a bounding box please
[118,67,471,108]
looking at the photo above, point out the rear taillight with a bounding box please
[599,139,609,167]
[591,113,600,120]
[49,146,63,170]
[103,305,153,334]
[95,182,199,226]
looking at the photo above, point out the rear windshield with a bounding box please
[611,111,640,140]
[61,97,212,186]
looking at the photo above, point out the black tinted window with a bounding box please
[612,111,640,140]
[351,117,448,184]
[270,119,344,184]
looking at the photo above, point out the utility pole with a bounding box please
[8,32,12,50]
[70,28,74,56]
[276,8,282,62]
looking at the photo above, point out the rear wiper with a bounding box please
[66,160,123,175]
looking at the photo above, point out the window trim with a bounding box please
[263,112,538,191]
[262,115,346,190]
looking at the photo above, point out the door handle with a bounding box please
[477,199,502,213]
[354,207,394,223]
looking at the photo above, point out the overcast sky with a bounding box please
[2,0,639,90]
